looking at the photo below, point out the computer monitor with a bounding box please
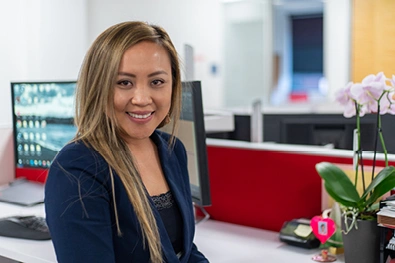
[11,81,77,181]
[178,81,211,207]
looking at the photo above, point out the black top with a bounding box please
[152,191,184,255]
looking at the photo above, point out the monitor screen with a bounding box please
[11,81,77,173]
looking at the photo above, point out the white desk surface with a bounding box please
[0,202,54,263]
[0,202,345,263]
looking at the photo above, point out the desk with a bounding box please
[0,202,345,263]
[195,220,345,263]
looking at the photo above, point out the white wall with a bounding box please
[0,0,88,126]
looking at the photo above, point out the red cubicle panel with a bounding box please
[204,144,393,232]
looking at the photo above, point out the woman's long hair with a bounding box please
[74,21,182,263]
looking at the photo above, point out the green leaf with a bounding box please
[316,162,361,207]
[363,166,395,197]
[324,183,359,207]
[364,166,395,205]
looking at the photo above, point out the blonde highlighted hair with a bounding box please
[74,21,182,263]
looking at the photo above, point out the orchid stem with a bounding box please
[378,113,388,167]
[372,107,379,181]
[358,105,366,192]
[355,103,365,192]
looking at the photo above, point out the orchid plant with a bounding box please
[316,72,395,233]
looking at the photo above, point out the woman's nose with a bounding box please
[131,86,152,105]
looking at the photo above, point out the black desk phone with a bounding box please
[279,218,320,249]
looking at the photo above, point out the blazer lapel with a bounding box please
[149,134,180,263]
[154,133,193,263]
[158,142,195,262]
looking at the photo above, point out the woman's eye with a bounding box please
[117,80,132,86]
[152,79,164,86]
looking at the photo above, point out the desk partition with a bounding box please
[205,139,395,232]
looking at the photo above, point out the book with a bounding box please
[378,206,395,228]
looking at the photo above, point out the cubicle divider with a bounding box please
[204,139,395,232]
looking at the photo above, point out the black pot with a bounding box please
[341,217,380,263]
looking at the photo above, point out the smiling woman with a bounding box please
[44,21,209,263]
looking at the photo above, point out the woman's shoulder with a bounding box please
[57,140,95,157]
[53,140,106,168]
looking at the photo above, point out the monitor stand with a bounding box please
[194,203,210,224]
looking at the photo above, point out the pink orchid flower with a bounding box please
[337,72,395,117]
[380,97,393,114]
[350,72,387,114]
[335,81,354,106]
[335,82,366,117]
[380,90,395,115]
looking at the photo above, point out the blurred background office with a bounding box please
[1,0,395,173]
[0,0,353,122]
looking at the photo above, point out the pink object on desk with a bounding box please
[310,216,336,243]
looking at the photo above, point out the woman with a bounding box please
[45,21,209,263]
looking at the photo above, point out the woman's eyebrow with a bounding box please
[117,70,169,78]
[148,70,169,77]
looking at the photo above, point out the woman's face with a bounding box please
[113,41,172,144]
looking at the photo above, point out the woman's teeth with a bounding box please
[128,112,152,119]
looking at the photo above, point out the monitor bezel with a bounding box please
[182,81,212,207]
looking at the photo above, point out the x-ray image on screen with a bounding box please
[11,81,77,169]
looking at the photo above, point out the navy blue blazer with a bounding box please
[45,130,208,263]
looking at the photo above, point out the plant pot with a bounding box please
[341,217,380,263]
